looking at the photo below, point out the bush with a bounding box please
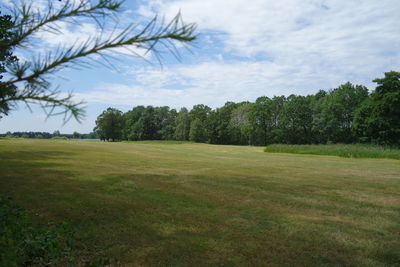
[264,144,400,160]
[0,196,75,266]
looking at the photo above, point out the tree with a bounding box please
[189,118,206,142]
[0,0,196,121]
[248,96,285,145]
[156,107,177,140]
[190,104,211,122]
[0,12,18,117]
[278,95,313,144]
[310,89,327,144]
[230,103,252,145]
[90,70,397,145]
[209,102,239,144]
[94,107,123,141]
[123,106,146,140]
[313,83,368,143]
[72,131,80,139]
[353,71,400,145]
[138,106,158,140]
[174,107,190,141]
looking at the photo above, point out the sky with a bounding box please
[1,0,400,133]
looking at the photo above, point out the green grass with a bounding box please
[0,139,399,266]
[123,140,194,145]
[265,143,400,160]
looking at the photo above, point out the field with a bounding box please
[1,139,399,266]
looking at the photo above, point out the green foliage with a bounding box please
[264,143,400,159]
[175,107,190,141]
[35,134,44,139]
[353,71,400,146]
[94,107,124,141]
[0,196,74,266]
[189,118,206,142]
[123,106,146,140]
[207,102,242,145]
[190,104,211,122]
[247,96,285,145]
[123,106,177,141]
[313,82,369,143]
[1,131,98,139]
[93,71,399,146]
[72,131,81,139]
[230,103,253,145]
[278,94,313,144]
[188,104,211,142]
[0,12,18,117]
[138,106,158,140]
[156,107,177,140]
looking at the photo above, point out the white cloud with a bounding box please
[80,0,397,109]
[29,21,152,69]
[3,0,400,133]
[139,0,400,58]
[14,0,400,110]
[137,0,400,80]
[37,22,98,47]
[74,60,350,109]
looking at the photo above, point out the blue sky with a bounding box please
[1,0,400,133]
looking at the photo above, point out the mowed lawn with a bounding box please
[0,139,399,266]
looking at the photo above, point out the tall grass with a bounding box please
[123,140,193,145]
[264,144,400,160]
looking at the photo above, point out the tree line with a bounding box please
[1,131,98,140]
[94,71,400,146]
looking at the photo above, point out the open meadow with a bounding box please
[0,138,399,266]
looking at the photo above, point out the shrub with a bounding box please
[264,144,400,160]
[0,196,75,266]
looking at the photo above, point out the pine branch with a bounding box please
[4,14,196,86]
[3,90,85,123]
[5,0,123,48]
[0,0,197,122]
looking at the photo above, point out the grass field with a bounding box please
[265,144,400,160]
[0,139,399,266]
